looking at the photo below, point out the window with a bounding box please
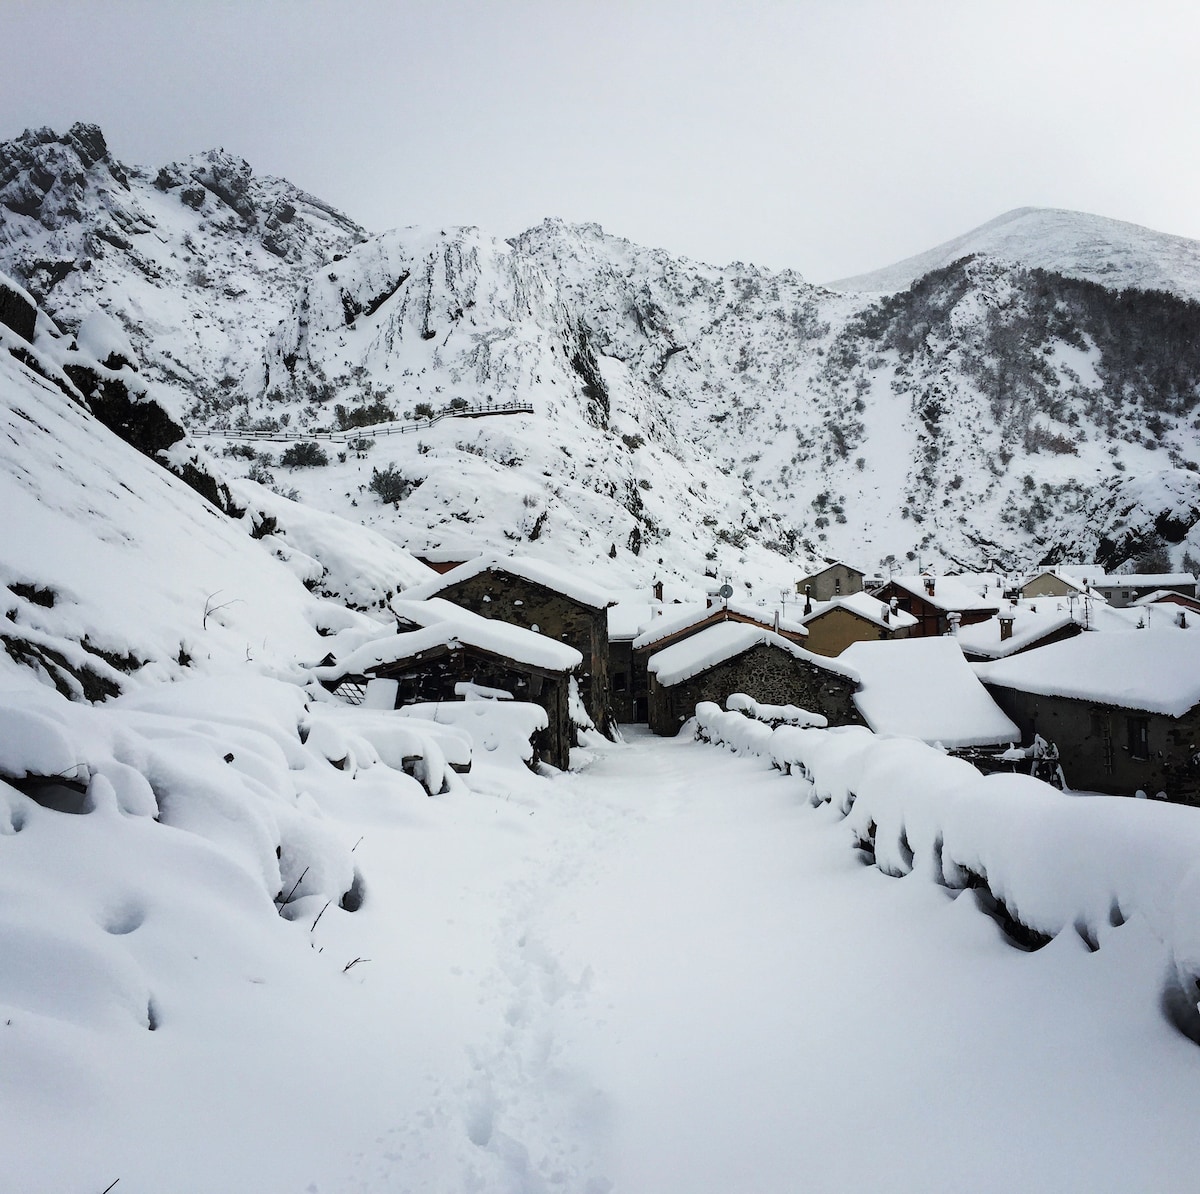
[1127,716,1150,760]
[834,577,842,595]
[614,672,627,693]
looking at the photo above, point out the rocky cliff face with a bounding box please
[5,123,1200,582]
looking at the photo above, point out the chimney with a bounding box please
[1179,609,1189,629]
[707,591,718,609]
[773,609,780,632]
[999,614,1015,642]
[652,579,664,602]
[948,611,961,637]
[804,584,812,616]
[882,604,890,625]
[924,575,936,597]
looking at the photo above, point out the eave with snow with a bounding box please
[874,575,1000,638]
[977,628,1200,803]
[402,554,618,737]
[313,597,582,769]
[645,622,862,736]
[956,605,1083,662]
[614,599,809,725]
[799,591,919,657]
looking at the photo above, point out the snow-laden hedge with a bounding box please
[694,701,1200,1041]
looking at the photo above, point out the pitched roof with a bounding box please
[842,638,1019,748]
[401,553,617,610]
[1093,573,1197,589]
[885,575,1000,614]
[801,591,919,632]
[647,622,856,688]
[318,596,582,679]
[632,601,808,651]
[976,627,1200,717]
[956,607,1079,659]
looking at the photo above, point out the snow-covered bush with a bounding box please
[693,702,1200,1042]
[280,441,329,467]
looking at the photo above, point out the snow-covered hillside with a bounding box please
[6,123,1200,582]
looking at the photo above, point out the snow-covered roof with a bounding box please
[322,597,582,678]
[1020,569,1087,594]
[1092,573,1196,589]
[885,575,1000,614]
[801,591,919,632]
[977,627,1200,717]
[842,638,1019,749]
[647,622,856,688]
[633,601,807,651]
[799,560,864,581]
[956,607,1079,659]
[1133,589,1200,608]
[402,553,617,610]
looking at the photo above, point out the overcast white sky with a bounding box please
[5,0,1198,281]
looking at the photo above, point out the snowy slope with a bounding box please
[830,206,1200,301]
[0,279,389,694]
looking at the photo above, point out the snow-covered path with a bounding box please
[7,726,1200,1193]
[352,727,1200,1194]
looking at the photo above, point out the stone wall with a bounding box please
[985,684,1200,805]
[649,643,863,736]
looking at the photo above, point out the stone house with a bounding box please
[977,628,1200,804]
[313,598,582,769]
[403,555,617,737]
[800,591,918,657]
[626,601,810,725]
[795,561,864,603]
[645,622,862,736]
[874,574,999,638]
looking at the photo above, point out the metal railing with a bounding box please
[191,399,534,444]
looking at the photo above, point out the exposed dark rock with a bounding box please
[0,279,36,343]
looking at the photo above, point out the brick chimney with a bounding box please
[999,614,1015,642]
[924,574,936,597]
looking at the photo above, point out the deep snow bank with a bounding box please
[694,701,1200,1040]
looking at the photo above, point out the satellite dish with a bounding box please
[719,584,734,599]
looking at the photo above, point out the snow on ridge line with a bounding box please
[401,554,618,611]
[692,702,1200,1040]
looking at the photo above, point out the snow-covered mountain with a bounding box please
[830,206,1200,301]
[5,123,1200,584]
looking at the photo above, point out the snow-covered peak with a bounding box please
[829,207,1200,301]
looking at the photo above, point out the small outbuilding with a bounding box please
[645,621,861,736]
[313,598,583,769]
[403,554,617,737]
